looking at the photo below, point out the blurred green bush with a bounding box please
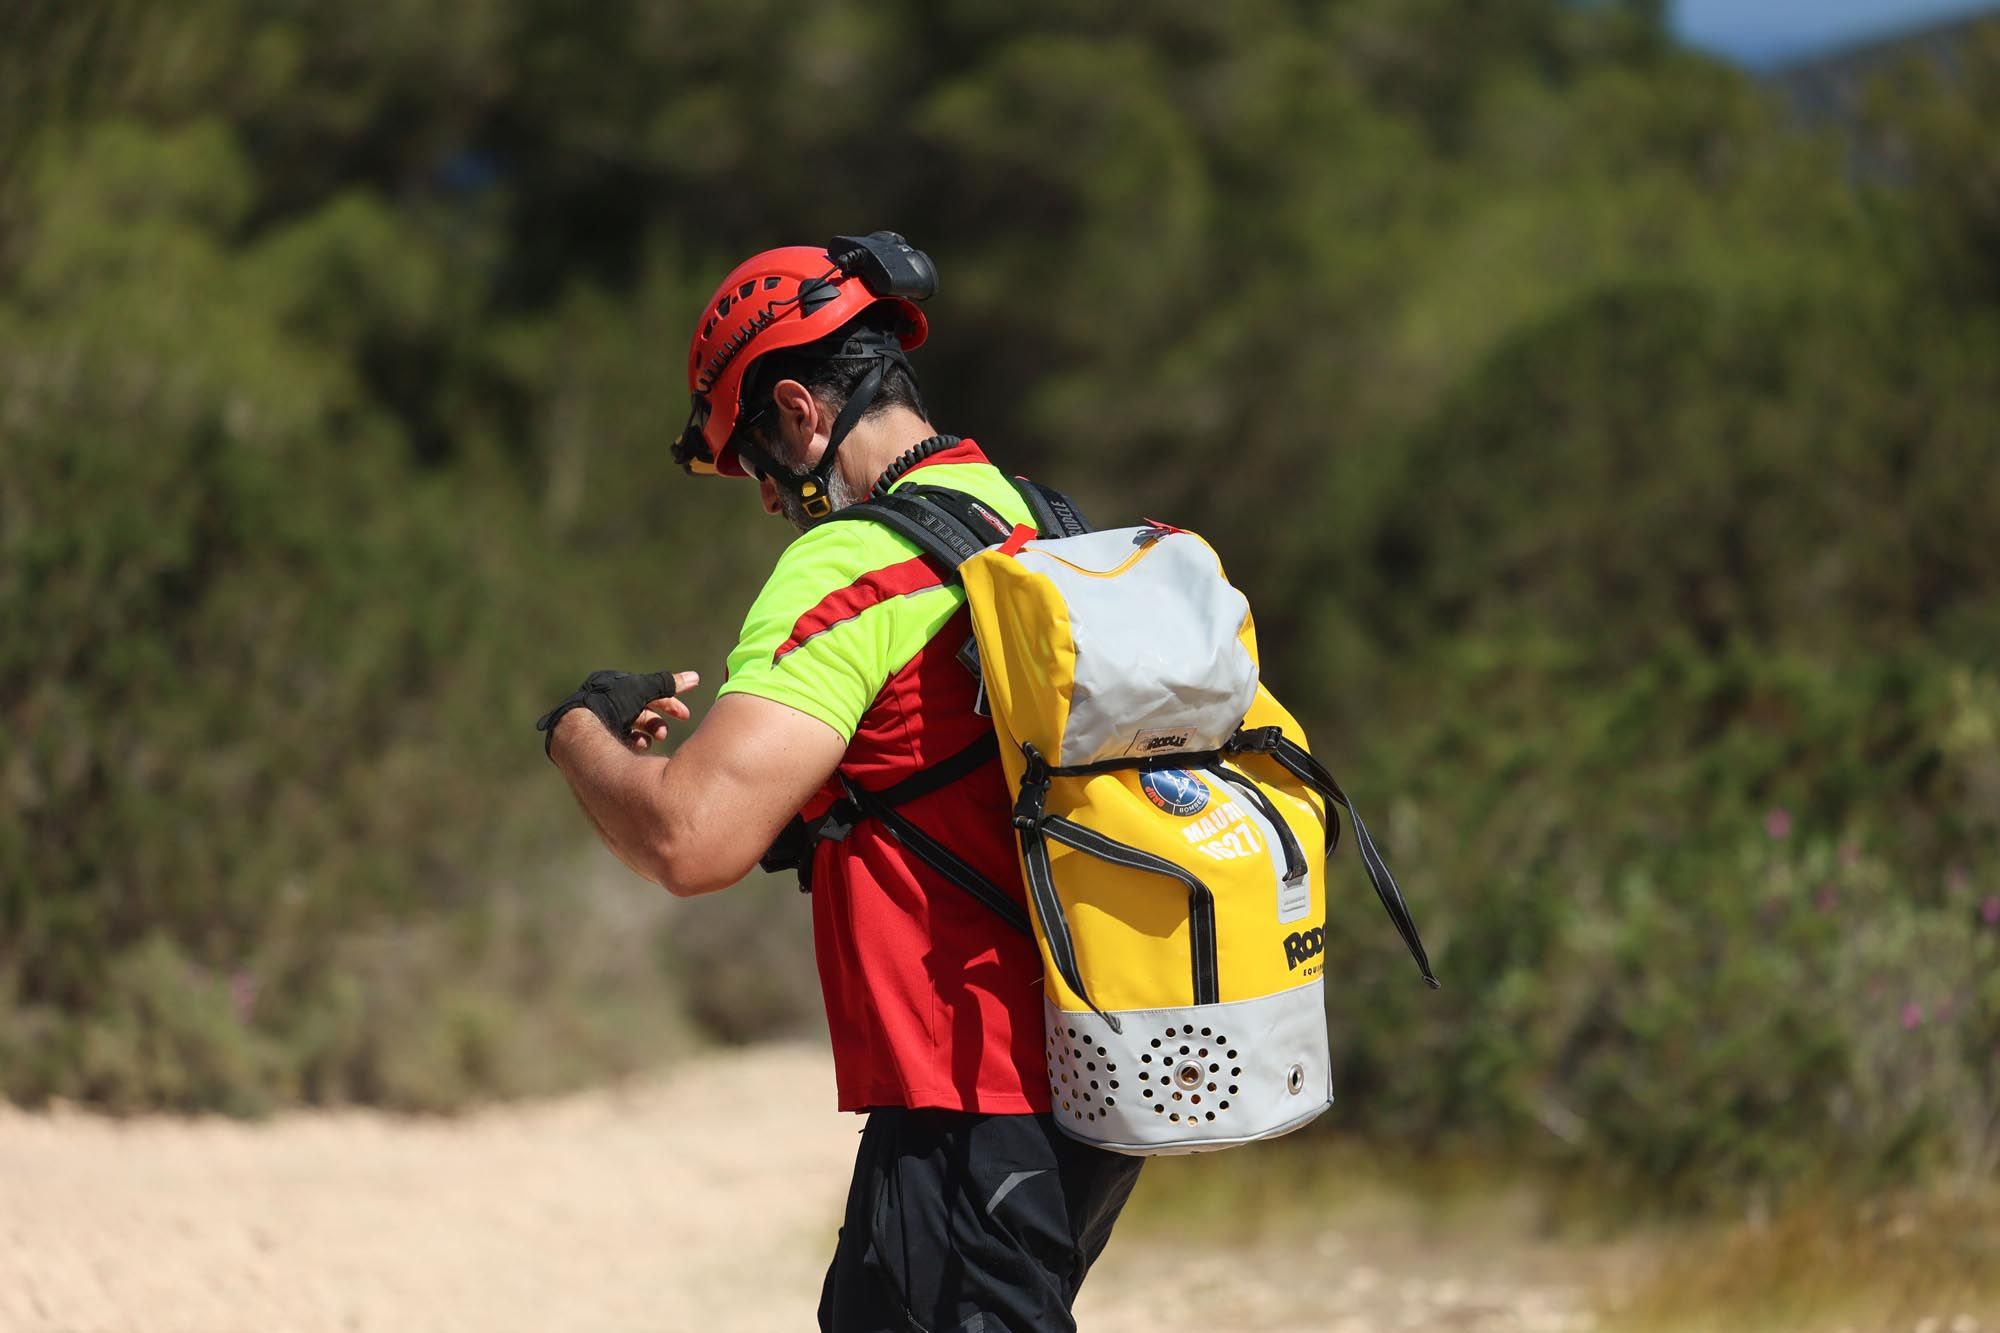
[1,0,1995,1206]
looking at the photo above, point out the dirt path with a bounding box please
[0,1044,1598,1332]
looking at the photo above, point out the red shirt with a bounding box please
[714,441,1048,1113]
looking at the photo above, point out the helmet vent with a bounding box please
[695,309,778,393]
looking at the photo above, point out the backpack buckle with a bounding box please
[809,800,858,843]
[1013,745,1051,828]
[1229,725,1284,754]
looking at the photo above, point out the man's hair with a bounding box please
[737,308,925,468]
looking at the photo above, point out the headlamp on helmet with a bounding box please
[826,231,938,302]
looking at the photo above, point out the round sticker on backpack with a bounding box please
[1140,769,1210,817]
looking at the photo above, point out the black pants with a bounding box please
[818,1107,1144,1333]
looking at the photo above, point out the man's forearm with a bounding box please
[547,710,683,888]
[540,686,845,899]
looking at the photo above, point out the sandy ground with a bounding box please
[0,1044,1598,1333]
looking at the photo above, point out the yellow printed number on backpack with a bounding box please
[824,480,1438,1155]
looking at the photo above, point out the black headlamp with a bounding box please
[825,231,938,302]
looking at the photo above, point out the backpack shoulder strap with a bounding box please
[894,483,1027,548]
[824,476,1093,573]
[1011,477,1094,537]
[798,482,1073,931]
[819,487,998,574]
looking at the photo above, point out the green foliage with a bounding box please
[1,0,1995,1210]
[659,873,825,1047]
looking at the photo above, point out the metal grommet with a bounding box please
[1174,1060,1204,1090]
[1286,1064,1306,1095]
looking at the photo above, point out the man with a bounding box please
[536,234,1142,1332]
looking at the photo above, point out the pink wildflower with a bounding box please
[228,970,259,1024]
[1815,885,1838,914]
[1981,896,2000,927]
[1763,808,1792,841]
[1901,1002,1923,1031]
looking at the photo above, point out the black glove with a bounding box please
[535,669,678,757]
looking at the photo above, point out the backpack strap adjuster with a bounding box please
[1227,725,1284,754]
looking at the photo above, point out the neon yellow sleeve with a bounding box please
[715,524,959,742]
[714,461,1032,740]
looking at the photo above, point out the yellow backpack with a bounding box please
[826,481,1436,1155]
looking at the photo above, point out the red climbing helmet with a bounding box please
[671,233,934,481]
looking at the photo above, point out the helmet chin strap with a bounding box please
[732,343,905,522]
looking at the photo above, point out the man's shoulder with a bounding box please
[745,458,1047,618]
[760,504,933,601]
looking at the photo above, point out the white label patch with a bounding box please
[1278,870,1311,924]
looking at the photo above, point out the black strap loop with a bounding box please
[1015,806,1122,1032]
[1231,728,1439,988]
[1202,759,1308,887]
[1038,815,1220,1008]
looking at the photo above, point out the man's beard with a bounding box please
[775,468,865,533]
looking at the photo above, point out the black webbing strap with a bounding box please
[1230,727,1439,988]
[1011,478,1092,538]
[824,478,1094,582]
[1015,824,1113,1030]
[1048,749,1226,779]
[822,490,990,568]
[841,773,1033,937]
[1011,760,1119,1031]
[893,483,1024,546]
[871,732,1000,808]
[823,359,889,469]
[1038,816,1220,1008]
[1202,760,1308,886]
[1010,745,1219,1025]
[768,735,1000,896]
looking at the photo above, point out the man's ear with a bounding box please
[769,378,826,465]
